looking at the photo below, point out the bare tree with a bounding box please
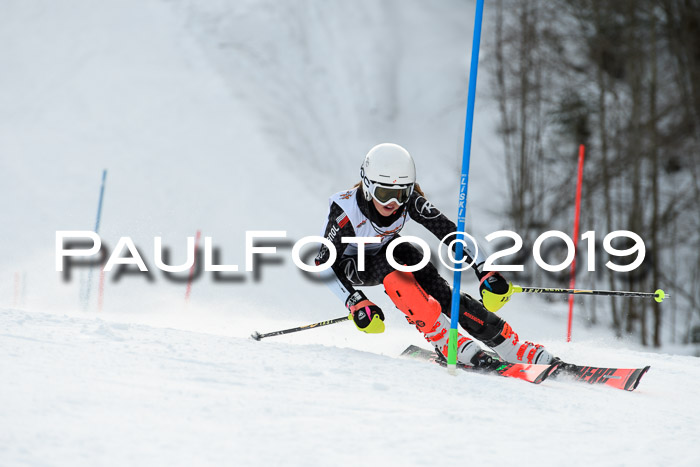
[487,0,700,346]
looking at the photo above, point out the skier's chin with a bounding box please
[375,202,399,216]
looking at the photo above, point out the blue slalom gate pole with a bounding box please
[447,0,484,369]
[82,169,107,310]
[93,170,107,233]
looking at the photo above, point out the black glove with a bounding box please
[479,271,510,295]
[478,271,514,312]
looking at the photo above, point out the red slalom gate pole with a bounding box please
[185,230,202,303]
[567,144,585,342]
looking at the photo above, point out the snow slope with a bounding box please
[2,307,699,467]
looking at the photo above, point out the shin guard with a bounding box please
[383,270,441,332]
[384,271,479,365]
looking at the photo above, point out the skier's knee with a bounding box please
[383,270,441,331]
[458,293,508,347]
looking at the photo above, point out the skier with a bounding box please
[315,143,555,367]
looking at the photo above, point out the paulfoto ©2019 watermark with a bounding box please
[56,229,648,282]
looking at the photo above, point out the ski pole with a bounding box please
[512,286,668,303]
[251,315,350,341]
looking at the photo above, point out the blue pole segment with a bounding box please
[448,0,484,366]
[83,169,107,309]
[94,170,107,232]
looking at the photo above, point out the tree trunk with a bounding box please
[650,5,662,347]
[593,5,621,336]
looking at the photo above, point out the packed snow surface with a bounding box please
[2,307,700,466]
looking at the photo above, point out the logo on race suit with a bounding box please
[314,245,325,265]
[327,224,339,243]
[341,257,364,285]
[356,220,367,228]
[340,191,353,200]
[315,224,339,264]
[415,197,440,219]
[336,212,349,228]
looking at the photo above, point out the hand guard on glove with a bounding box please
[345,291,385,333]
[478,271,514,312]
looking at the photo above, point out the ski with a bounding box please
[401,345,650,390]
[552,362,651,392]
[400,345,559,384]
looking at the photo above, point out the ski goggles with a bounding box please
[368,181,414,206]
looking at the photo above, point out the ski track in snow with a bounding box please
[2,308,699,467]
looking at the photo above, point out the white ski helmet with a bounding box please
[360,143,416,206]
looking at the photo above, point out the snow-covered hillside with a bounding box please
[0,0,503,315]
[2,307,699,466]
[1,0,696,465]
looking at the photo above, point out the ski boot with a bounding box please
[415,313,481,366]
[431,342,502,370]
[491,323,554,365]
